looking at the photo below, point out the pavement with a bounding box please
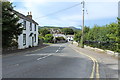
[2,43,119,79]
[3,44,48,56]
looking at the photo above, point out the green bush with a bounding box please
[44,34,54,43]
[61,28,74,35]
[74,31,82,42]
[74,18,120,52]
[38,28,50,37]
[83,18,120,53]
[55,37,65,41]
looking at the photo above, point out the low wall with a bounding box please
[84,45,119,57]
[72,42,119,58]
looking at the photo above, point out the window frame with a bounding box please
[34,24,36,31]
[34,34,36,42]
[23,34,26,46]
[30,22,32,31]
[23,20,26,30]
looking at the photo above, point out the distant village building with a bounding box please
[14,10,39,49]
[53,34,67,43]
[66,35,74,41]
[50,28,61,34]
[53,34,67,39]
[53,34,74,42]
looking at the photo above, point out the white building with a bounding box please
[14,11,39,49]
[53,34,74,42]
[53,34,67,39]
[66,35,74,41]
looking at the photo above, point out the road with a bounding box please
[2,43,119,79]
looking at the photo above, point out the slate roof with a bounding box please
[13,10,38,25]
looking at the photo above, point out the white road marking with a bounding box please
[37,44,66,60]
[37,54,52,60]
[37,57,43,60]
[15,64,19,66]
[25,54,49,56]
[56,50,59,53]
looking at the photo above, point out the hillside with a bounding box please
[38,26,81,30]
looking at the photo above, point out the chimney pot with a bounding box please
[27,11,32,19]
[30,12,32,15]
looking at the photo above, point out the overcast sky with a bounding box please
[12,0,119,29]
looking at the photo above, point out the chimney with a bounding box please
[27,11,32,19]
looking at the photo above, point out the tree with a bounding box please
[117,18,120,52]
[74,31,82,42]
[62,28,74,35]
[74,26,90,43]
[2,1,23,48]
[83,26,90,41]
[83,21,120,52]
[84,26,90,34]
[39,28,50,37]
[106,20,120,52]
[44,34,53,43]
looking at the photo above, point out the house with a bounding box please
[53,34,67,43]
[14,10,39,49]
[66,35,74,41]
[53,34,67,39]
[49,28,61,34]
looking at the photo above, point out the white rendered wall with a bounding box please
[18,18,38,49]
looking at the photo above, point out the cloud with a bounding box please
[13,1,118,27]
[59,15,82,21]
[59,2,117,21]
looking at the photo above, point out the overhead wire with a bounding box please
[35,3,81,19]
[35,2,89,28]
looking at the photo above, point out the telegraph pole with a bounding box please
[80,1,85,48]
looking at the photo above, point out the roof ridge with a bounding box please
[13,10,38,25]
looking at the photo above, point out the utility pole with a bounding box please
[80,1,85,48]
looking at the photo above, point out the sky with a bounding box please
[11,0,119,29]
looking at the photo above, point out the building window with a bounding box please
[23,34,26,45]
[34,24,36,31]
[30,22,32,31]
[23,20,26,30]
[34,34,36,42]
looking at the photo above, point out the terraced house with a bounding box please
[14,10,39,49]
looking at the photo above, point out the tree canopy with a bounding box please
[74,26,90,42]
[2,1,23,48]
[74,20,120,52]
[38,28,50,37]
[44,34,54,43]
[61,28,74,35]
[86,20,119,52]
